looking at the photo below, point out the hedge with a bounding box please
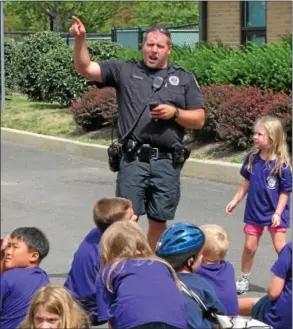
[17,32,67,101]
[4,38,20,93]
[8,32,291,108]
[37,47,88,106]
[202,85,292,150]
[70,87,117,131]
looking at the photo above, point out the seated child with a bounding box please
[238,241,292,329]
[64,197,137,325]
[0,227,50,329]
[18,285,90,329]
[156,222,226,329]
[97,220,188,329]
[196,224,238,316]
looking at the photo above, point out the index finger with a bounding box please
[1,235,9,251]
[72,16,82,25]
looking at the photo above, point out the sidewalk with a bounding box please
[1,127,242,185]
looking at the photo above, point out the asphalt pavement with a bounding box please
[2,140,291,306]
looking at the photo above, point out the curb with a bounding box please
[1,127,242,185]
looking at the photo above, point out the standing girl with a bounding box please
[226,116,292,294]
[97,220,188,329]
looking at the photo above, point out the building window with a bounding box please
[241,1,266,45]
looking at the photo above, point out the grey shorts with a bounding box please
[116,156,181,221]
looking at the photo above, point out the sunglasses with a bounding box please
[144,26,172,40]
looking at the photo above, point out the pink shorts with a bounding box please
[244,224,287,237]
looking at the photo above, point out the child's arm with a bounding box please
[267,274,285,300]
[271,192,290,227]
[0,235,9,273]
[226,179,249,214]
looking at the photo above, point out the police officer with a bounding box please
[70,16,205,250]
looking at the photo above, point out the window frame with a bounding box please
[240,1,267,45]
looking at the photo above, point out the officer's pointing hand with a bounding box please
[151,104,177,120]
[69,16,86,39]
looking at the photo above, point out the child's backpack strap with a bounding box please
[180,281,233,329]
[180,281,272,329]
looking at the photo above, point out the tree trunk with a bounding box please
[52,17,61,33]
[49,16,53,31]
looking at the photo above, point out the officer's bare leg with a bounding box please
[147,219,167,251]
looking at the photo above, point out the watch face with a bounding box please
[175,107,180,118]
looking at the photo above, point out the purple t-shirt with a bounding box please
[97,260,188,329]
[265,241,292,329]
[0,267,49,329]
[197,261,238,316]
[64,227,101,318]
[240,153,292,227]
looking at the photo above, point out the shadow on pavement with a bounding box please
[48,272,68,278]
[249,283,267,293]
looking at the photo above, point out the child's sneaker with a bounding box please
[236,277,249,295]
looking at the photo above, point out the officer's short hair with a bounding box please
[10,227,50,263]
[143,25,172,46]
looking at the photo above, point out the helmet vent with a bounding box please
[173,237,187,245]
[173,230,184,236]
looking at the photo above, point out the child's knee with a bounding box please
[244,242,258,255]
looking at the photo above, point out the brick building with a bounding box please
[199,1,292,47]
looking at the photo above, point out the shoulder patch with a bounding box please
[192,74,201,89]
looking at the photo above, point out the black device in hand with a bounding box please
[149,101,159,112]
[149,101,159,122]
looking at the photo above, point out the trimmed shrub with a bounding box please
[165,41,292,94]
[37,47,88,106]
[216,87,292,150]
[113,47,142,61]
[17,31,66,101]
[4,38,21,93]
[172,43,234,86]
[195,84,236,141]
[70,87,117,131]
[87,40,122,60]
[211,42,292,94]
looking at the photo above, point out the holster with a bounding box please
[107,142,123,172]
[172,146,191,166]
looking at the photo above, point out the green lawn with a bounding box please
[2,95,111,145]
[2,95,75,136]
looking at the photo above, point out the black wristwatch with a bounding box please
[172,107,180,119]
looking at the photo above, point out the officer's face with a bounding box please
[142,31,171,69]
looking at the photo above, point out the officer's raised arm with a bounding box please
[69,16,102,82]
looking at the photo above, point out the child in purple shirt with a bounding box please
[226,116,292,294]
[197,224,238,316]
[239,241,292,329]
[64,197,137,325]
[97,220,188,329]
[0,227,50,329]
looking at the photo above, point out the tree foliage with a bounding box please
[4,1,199,33]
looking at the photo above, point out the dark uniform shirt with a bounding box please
[99,60,204,149]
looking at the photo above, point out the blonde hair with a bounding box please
[93,197,132,232]
[247,116,291,176]
[18,285,90,329]
[100,221,180,291]
[200,224,228,262]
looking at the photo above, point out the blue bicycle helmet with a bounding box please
[156,222,205,257]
